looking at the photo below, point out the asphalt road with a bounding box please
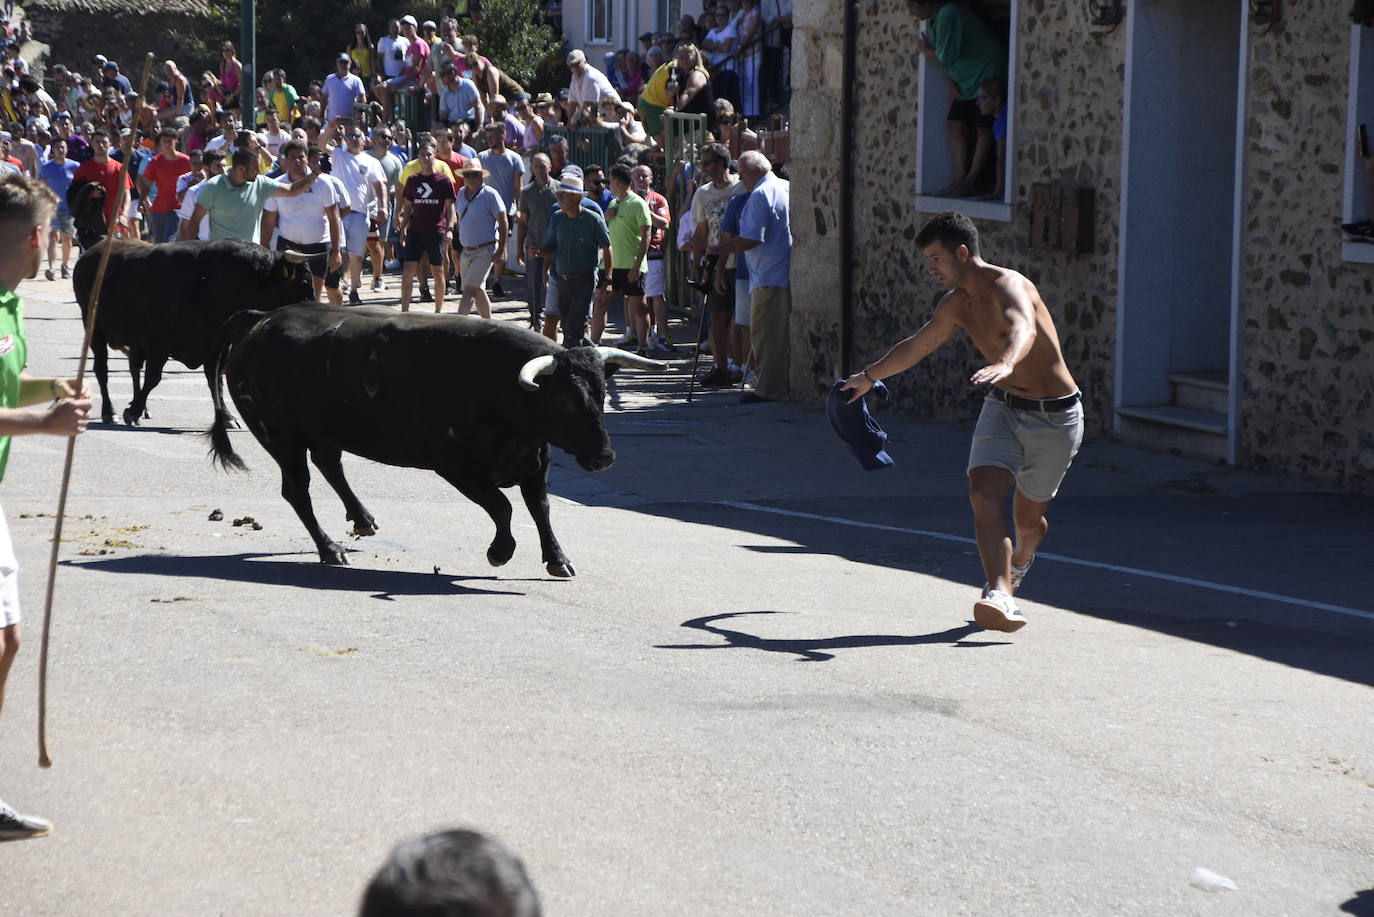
[1,274,1371,916]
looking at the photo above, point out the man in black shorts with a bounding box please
[396,138,456,313]
[591,163,652,347]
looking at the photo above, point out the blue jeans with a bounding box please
[147,210,180,244]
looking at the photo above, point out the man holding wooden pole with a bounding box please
[0,173,91,839]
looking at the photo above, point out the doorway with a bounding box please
[1116,0,1246,460]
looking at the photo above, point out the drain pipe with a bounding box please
[838,0,858,376]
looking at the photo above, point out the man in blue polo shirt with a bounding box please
[714,150,791,404]
[541,173,610,347]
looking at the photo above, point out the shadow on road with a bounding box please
[656,611,1009,662]
[64,551,524,601]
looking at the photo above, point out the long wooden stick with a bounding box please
[37,51,156,768]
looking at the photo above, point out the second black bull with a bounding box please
[72,235,315,425]
[208,303,665,575]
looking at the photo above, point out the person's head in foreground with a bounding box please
[359,828,542,917]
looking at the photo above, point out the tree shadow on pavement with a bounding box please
[1340,889,1374,916]
[63,551,524,601]
[656,610,1010,662]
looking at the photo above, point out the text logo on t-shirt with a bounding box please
[0,335,13,357]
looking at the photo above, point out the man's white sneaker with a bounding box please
[973,589,1027,633]
[0,799,52,839]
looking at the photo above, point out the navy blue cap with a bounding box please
[825,379,895,471]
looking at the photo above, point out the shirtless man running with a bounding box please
[841,211,1083,633]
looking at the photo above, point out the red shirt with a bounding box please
[438,151,469,174]
[73,158,134,222]
[402,172,455,234]
[644,189,670,257]
[142,152,192,213]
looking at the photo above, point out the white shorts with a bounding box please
[734,276,752,326]
[0,510,20,628]
[644,258,666,298]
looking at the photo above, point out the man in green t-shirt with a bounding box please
[183,148,324,242]
[0,173,92,841]
[591,163,652,348]
[910,0,1006,196]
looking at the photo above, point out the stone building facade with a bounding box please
[788,0,1374,493]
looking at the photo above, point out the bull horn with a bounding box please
[518,354,558,391]
[282,249,315,263]
[597,347,668,372]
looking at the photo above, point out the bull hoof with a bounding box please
[122,408,141,426]
[100,410,114,424]
[547,560,576,578]
[487,536,516,567]
[320,543,349,565]
[349,518,378,537]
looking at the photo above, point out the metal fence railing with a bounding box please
[661,111,708,313]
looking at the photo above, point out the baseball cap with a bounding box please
[421,19,437,29]
[400,14,418,26]
[557,88,569,100]
[566,49,586,67]
[336,52,350,62]
[489,94,506,106]
[104,60,119,70]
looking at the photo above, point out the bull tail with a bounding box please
[205,310,268,472]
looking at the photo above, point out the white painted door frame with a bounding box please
[1114,0,1249,465]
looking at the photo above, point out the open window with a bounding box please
[1343,21,1374,264]
[915,0,1017,222]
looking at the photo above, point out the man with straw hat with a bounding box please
[540,172,610,347]
[453,162,506,319]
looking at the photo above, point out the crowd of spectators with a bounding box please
[0,0,793,399]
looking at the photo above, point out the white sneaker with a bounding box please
[371,278,385,292]
[973,589,1027,633]
[1011,555,1034,592]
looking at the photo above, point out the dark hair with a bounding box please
[158,128,178,142]
[1353,0,1374,23]
[203,149,225,166]
[583,163,604,176]
[699,141,730,167]
[88,129,110,142]
[915,210,980,257]
[359,829,541,917]
[230,149,256,169]
[608,162,632,186]
[281,139,307,157]
[301,116,322,134]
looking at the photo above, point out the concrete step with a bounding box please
[1170,371,1229,414]
[1117,404,1228,462]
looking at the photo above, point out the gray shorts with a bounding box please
[967,394,1084,503]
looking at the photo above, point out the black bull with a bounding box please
[72,236,315,425]
[207,303,665,575]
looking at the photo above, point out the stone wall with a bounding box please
[790,0,1128,434]
[1237,3,1374,491]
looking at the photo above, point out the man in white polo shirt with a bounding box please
[452,163,507,319]
[327,119,389,303]
[259,139,341,303]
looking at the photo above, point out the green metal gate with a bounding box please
[661,111,707,312]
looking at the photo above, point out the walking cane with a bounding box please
[37,52,156,768]
[685,279,709,403]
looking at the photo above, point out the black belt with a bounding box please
[558,268,595,280]
[990,387,1081,412]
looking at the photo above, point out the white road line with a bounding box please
[717,500,1374,623]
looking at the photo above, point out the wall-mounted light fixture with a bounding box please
[1249,0,1283,26]
[1087,0,1124,27]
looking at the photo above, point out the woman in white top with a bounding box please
[702,10,738,69]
